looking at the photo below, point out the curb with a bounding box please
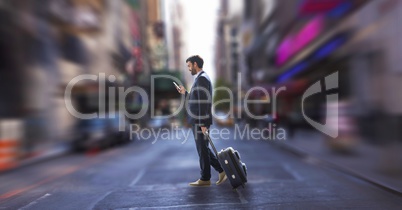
[0,146,71,174]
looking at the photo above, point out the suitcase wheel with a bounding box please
[234,150,241,160]
[242,163,248,176]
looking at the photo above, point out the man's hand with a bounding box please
[201,126,208,134]
[177,85,186,95]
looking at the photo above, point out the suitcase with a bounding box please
[205,131,247,189]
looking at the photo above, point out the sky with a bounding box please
[180,0,220,84]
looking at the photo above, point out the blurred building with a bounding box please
[213,0,244,116]
[237,0,402,182]
[215,0,243,87]
[144,0,168,72]
[138,0,187,121]
[0,0,147,170]
[240,0,391,136]
[242,0,402,144]
[163,0,192,88]
[163,0,186,71]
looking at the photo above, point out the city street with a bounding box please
[2,0,402,209]
[1,127,401,209]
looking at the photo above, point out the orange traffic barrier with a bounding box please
[0,120,22,171]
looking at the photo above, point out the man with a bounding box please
[176,55,227,187]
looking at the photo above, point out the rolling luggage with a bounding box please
[205,131,247,189]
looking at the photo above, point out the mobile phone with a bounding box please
[173,82,181,90]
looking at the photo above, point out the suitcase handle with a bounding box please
[204,130,219,157]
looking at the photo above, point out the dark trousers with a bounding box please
[192,125,224,181]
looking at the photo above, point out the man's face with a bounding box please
[187,61,197,75]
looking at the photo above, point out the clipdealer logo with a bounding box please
[63,71,339,141]
[301,72,339,138]
[63,72,289,141]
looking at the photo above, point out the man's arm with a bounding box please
[195,77,212,129]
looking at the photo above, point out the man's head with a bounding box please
[186,55,204,75]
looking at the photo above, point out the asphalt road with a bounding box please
[1,127,402,209]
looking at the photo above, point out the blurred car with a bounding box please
[146,116,171,128]
[214,111,234,127]
[72,113,131,152]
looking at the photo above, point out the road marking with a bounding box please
[0,147,125,202]
[126,183,189,191]
[236,190,248,204]
[0,166,80,201]
[90,191,112,210]
[18,193,51,210]
[129,169,146,187]
[126,202,241,209]
[283,164,304,181]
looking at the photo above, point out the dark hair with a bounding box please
[186,55,204,68]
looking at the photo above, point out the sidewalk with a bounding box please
[0,143,70,173]
[276,129,402,194]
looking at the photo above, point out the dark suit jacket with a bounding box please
[185,72,213,127]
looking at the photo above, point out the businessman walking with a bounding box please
[176,55,227,187]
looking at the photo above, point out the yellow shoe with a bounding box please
[216,171,227,185]
[189,179,211,187]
